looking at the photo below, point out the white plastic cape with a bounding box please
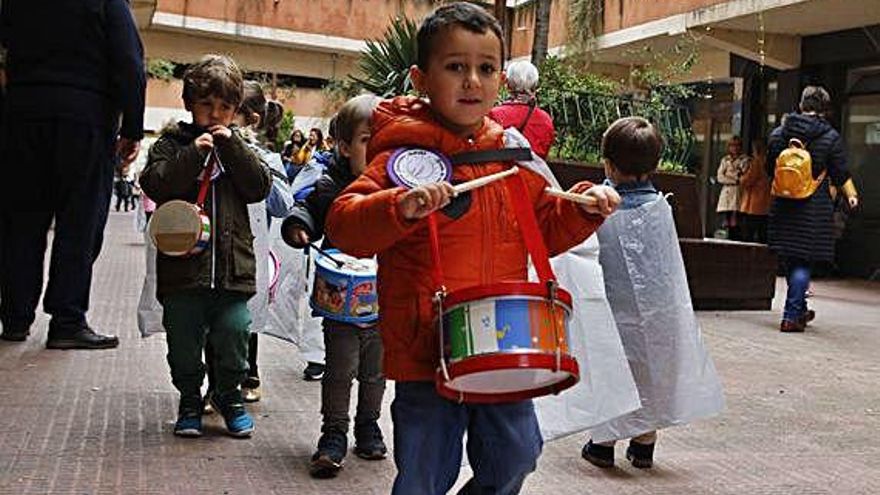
[534,234,642,441]
[590,195,725,442]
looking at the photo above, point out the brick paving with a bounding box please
[0,210,878,494]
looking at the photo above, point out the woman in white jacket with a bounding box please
[715,136,750,240]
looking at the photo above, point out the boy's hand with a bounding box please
[573,184,620,217]
[288,226,310,248]
[194,133,214,151]
[208,125,232,141]
[397,182,455,220]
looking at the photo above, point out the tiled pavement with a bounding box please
[0,210,878,494]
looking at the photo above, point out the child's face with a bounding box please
[309,130,319,145]
[188,95,236,128]
[410,26,505,137]
[340,120,371,176]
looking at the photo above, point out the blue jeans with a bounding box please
[391,382,542,495]
[783,258,811,322]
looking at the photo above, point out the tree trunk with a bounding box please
[531,0,552,66]
[494,0,508,60]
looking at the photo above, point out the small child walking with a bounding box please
[140,55,271,438]
[582,117,725,469]
[281,94,387,479]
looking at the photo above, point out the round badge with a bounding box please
[386,148,452,189]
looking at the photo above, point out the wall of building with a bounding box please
[155,0,439,42]
[509,0,570,59]
[603,0,729,32]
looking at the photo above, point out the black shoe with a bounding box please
[303,362,325,381]
[0,324,30,342]
[626,440,655,469]
[46,324,119,349]
[581,439,614,468]
[310,430,347,479]
[354,421,387,460]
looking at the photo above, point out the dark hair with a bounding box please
[601,117,663,176]
[800,85,831,115]
[326,116,338,140]
[290,129,305,145]
[309,127,324,148]
[417,2,504,70]
[182,54,244,107]
[333,94,381,145]
[239,81,284,137]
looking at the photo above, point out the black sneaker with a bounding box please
[626,440,655,469]
[303,362,325,381]
[310,431,347,479]
[581,439,614,468]
[353,421,387,460]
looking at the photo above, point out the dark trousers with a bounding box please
[391,382,542,495]
[740,214,768,244]
[0,118,113,332]
[161,289,251,399]
[321,321,385,434]
[206,332,259,390]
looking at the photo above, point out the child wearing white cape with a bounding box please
[582,117,725,469]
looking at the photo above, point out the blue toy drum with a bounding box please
[310,249,379,324]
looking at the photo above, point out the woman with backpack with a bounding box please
[766,86,859,333]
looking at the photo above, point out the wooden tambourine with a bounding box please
[149,200,211,257]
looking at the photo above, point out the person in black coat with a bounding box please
[0,0,146,347]
[766,86,859,332]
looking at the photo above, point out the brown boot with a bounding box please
[780,319,805,333]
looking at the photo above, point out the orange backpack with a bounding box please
[770,138,826,199]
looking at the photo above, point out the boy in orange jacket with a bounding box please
[325,3,619,493]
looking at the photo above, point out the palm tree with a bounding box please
[350,16,419,97]
[531,0,552,65]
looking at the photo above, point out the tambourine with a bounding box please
[149,200,211,257]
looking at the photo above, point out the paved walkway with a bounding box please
[0,211,878,494]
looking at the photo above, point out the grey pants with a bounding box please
[321,321,386,433]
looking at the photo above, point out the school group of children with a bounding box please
[139,3,723,493]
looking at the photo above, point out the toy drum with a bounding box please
[267,249,280,304]
[148,200,211,257]
[436,282,579,403]
[310,249,378,324]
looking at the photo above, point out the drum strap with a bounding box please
[195,152,218,209]
[425,171,556,290]
[503,173,555,283]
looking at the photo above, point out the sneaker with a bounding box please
[303,362,325,381]
[626,440,655,469]
[353,421,387,460]
[242,376,262,403]
[210,391,255,438]
[780,319,806,333]
[581,439,614,468]
[174,396,204,437]
[310,431,347,479]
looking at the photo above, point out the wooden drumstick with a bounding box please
[544,187,598,206]
[452,166,519,195]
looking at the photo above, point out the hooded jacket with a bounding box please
[141,122,272,299]
[325,96,604,381]
[766,112,851,261]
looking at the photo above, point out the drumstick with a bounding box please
[544,187,598,206]
[309,243,344,268]
[415,166,520,206]
[452,166,519,195]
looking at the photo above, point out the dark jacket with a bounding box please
[766,113,851,262]
[1,0,146,138]
[141,122,272,299]
[281,150,356,250]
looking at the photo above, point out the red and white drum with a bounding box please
[148,199,211,257]
[436,282,579,403]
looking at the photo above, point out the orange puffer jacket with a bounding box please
[325,96,603,381]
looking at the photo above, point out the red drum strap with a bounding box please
[426,168,557,292]
[195,152,217,209]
